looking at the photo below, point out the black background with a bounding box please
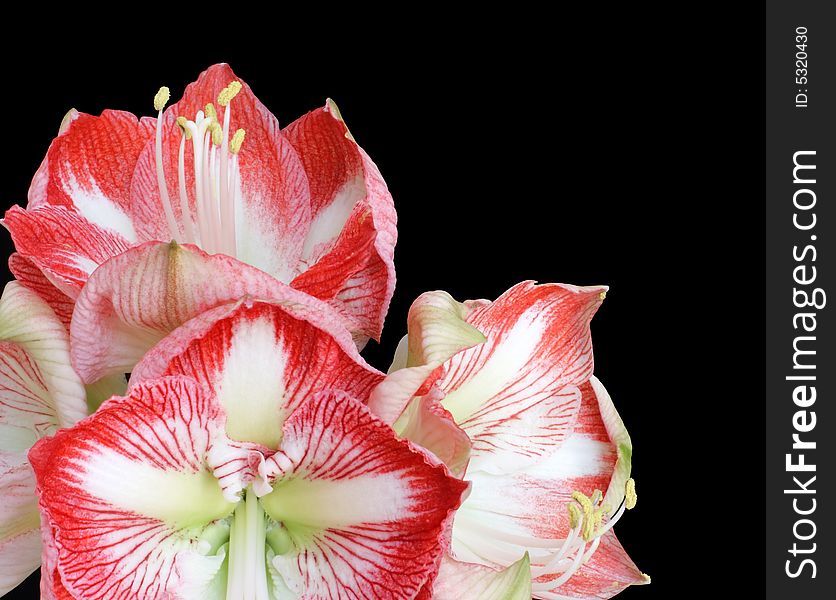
[1,15,762,599]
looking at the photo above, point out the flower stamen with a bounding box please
[152,82,244,258]
[153,86,182,243]
[481,479,638,595]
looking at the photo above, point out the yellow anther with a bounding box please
[154,86,170,112]
[599,291,607,301]
[230,128,246,154]
[567,503,582,529]
[204,103,217,121]
[175,116,192,140]
[571,490,595,540]
[217,81,242,107]
[582,512,596,541]
[625,478,637,510]
[590,489,603,506]
[592,507,605,534]
[571,491,593,514]
[209,122,223,146]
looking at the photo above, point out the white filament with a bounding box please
[455,495,629,599]
[154,100,242,257]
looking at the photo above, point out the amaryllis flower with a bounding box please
[3,63,396,347]
[31,298,466,599]
[373,282,648,599]
[0,282,87,594]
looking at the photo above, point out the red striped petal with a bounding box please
[395,387,472,478]
[69,241,354,384]
[28,109,154,244]
[3,206,132,298]
[29,377,234,600]
[285,102,397,345]
[457,378,625,548]
[8,254,74,330]
[260,391,467,599]
[130,300,384,450]
[437,281,606,474]
[0,282,87,430]
[535,530,647,599]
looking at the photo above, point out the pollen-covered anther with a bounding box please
[571,490,593,516]
[205,102,218,120]
[591,507,605,535]
[567,503,582,529]
[527,482,636,591]
[625,478,637,510]
[218,81,242,107]
[569,489,607,541]
[154,86,170,111]
[210,121,223,146]
[175,116,192,140]
[230,129,246,154]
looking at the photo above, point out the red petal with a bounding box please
[8,254,74,329]
[3,206,132,298]
[29,109,154,243]
[396,386,472,478]
[285,103,397,344]
[130,300,384,450]
[69,241,355,384]
[536,530,646,599]
[262,391,468,599]
[438,281,606,474]
[29,377,231,600]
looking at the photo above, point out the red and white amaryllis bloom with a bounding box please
[3,63,396,347]
[374,282,648,599]
[0,282,87,595]
[31,298,466,600]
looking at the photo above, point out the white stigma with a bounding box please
[152,82,245,257]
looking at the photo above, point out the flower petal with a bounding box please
[452,377,629,561]
[29,377,235,600]
[27,109,154,243]
[437,281,606,474]
[388,334,409,373]
[285,101,397,345]
[130,300,384,450]
[8,253,74,330]
[0,463,41,596]
[259,391,468,599]
[38,515,68,600]
[403,290,487,368]
[395,387,472,478]
[588,377,633,509]
[129,63,312,282]
[0,282,87,429]
[431,554,531,600]
[367,291,486,424]
[3,205,132,298]
[535,530,647,599]
[70,241,357,384]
